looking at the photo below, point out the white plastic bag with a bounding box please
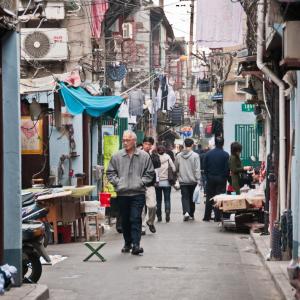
[174,180,180,191]
[193,185,201,204]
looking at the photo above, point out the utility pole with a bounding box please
[188,0,195,89]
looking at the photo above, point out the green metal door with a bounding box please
[235,124,261,166]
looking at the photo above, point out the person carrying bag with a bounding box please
[156,145,176,223]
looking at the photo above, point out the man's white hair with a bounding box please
[123,130,137,140]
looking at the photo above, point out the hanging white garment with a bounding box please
[118,100,129,118]
[196,0,244,48]
[155,85,176,111]
[167,85,176,110]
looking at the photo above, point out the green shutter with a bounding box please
[235,124,261,166]
[136,131,145,145]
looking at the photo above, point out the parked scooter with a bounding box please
[22,192,51,283]
[22,220,51,283]
[22,192,52,246]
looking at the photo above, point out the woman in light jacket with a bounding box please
[156,145,176,223]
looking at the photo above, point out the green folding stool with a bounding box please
[83,242,106,262]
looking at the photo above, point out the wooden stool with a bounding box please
[84,214,101,241]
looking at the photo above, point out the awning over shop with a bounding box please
[20,73,71,94]
[58,82,124,118]
[211,93,223,101]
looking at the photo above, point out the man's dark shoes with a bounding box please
[121,244,132,253]
[157,216,162,222]
[202,218,210,222]
[166,212,170,223]
[146,221,156,233]
[131,245,144,255]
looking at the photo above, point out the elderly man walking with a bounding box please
[107,130,155,255]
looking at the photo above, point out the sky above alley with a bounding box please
[153,0,193,41]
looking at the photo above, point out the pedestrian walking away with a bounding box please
[194,144,208,196]
[175,138,201,221]
[156,145,176,223]
[141,137,161,234]
[203,136,229,222]
[107,130,155,255]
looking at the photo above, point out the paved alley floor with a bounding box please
[40,190,282,300]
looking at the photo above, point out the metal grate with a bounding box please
[235,124,260,166]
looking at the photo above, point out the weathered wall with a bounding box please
[64,10,93,80]
[49,115,84,186]
[223,84,246,102]
[124,9,151,90]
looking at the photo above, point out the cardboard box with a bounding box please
[246,196,264,208]
[222,198,247,211]
[80,201,100,214]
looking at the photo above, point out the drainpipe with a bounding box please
[256,0,286,216]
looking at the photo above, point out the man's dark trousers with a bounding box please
[118,194,145,246]
[180,184,197,217]
[204,176,226,221]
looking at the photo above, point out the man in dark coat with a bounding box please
[203,137,229,222]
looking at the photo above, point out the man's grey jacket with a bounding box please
[107,148,155,196]
[175,150,201,185]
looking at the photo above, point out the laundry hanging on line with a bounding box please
[106,63,127,82]
[128,89,145,116]
[154,77,176,112]
[170,105,184,126]
[189,95,196,115]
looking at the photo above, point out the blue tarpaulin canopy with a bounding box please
[58,81,124,118]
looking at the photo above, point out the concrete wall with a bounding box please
[2,31,22,285]
[20,3,95,187]
[223,84,246,102]
[26,92,85,186]
[49,115,84,186]
[64,8,93,79]
[223,100,256,154]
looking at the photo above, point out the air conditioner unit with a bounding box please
[19,1,65,19]
[21,28,68,61]
[283,21,300,61]
[122,22,133,39]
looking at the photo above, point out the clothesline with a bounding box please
[119,73,158,96]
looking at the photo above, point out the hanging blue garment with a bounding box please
[58,82,124,118]
[106,64,127,81]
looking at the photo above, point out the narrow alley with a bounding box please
[41,191,281,300]
[1,0,300,298]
